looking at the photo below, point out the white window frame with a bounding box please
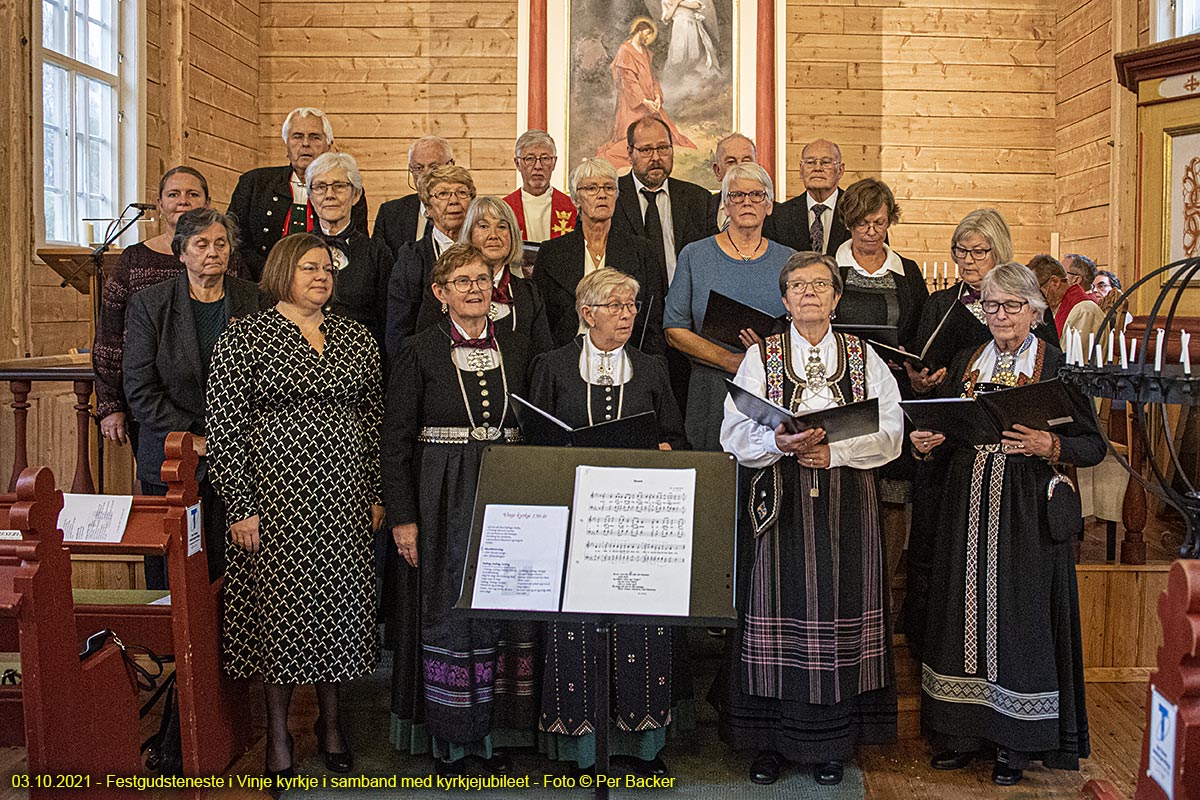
[1153,0,1200,43]
[34,0,144,247]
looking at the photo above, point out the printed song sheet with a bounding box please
[59,494,133,544]
[471,504,570,612]
[562,466,696,616]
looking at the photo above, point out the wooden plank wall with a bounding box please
[256,3,519,225]
[784,0,1058,269]
[1076,563,1169,681]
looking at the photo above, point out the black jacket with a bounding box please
[763,193,851,255]
[533,226,665,355]
[610,174,717,276]
[372,193,422,257]
[123,272,264,484]
[384,229,438,362]
[320,228,393,351]
[227,165,369,280]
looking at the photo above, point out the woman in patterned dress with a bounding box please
[909,262,1101,786]
[208,232,383,784]
[382,243,539,775]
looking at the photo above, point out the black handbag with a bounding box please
[1045,470,1083,542]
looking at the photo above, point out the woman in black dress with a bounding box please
[529,268,685,777]
[382,243,539,775]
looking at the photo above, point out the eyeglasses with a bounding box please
[299,263,335,275]
[519,155,556,167]
[981,299,1029,315]
[785,279,835,294]
[852,219,889,233]
[431,188,473,202]
[801,158,841,169]
[632,144,673,157]
[590,301,642,314]
[726,190,768,204]
[445,275,494,293]
[310,181,353,196]
[578,184,617,196]
[952,245,993,261]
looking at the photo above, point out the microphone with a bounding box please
[130,203,157,211]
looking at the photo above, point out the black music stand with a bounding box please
[455,446,739,799]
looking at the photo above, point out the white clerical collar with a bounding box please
[579,333,631,386]
[835,240,905,277]
[521,188,552,204]
[632,173,670,198]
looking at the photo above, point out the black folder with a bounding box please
[900,379,1080,446]
[725,380,880,444]
[869,299,987,371]
[510,394,659,449]
[700,291,788,350]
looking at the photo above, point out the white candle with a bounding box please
[1155,329,1165,372]
[1119,335,1128,369]
[1182,330,1192,375]
[954,262,959,280]
[922,261,928,279]
[1095,344,1104,366]
[1130,337,1138,363]
[1087,332,1095,366]
[1107,330,1115,363]
[1076,329,1085,366]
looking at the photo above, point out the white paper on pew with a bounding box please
[471,504,570,612]
[58,494,133,543]
[0,530,20,540]
[150,594,172,606]
[186,503,202,557]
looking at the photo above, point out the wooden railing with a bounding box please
[0,364,98,494]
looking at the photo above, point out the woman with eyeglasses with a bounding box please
[664,162,795,451]
[716,251,903,786]
[535,158,664,355]
[382,243,540,776]
[306,152,393,351]
[908,262,1101,787]
[207,233,384,783]
[529,268,686,777]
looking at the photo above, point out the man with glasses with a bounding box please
[502,129,577,242]
[709,133,758,231]
[1029,254,1102,339]
[763,139,849,256]
[228,107,368,279]
[373,136,455,256]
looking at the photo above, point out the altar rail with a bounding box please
[0,362,98,495]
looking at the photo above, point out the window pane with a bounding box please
[42,0,68,56]
[74,0,116,73]
[74,73,114,240]
[42,62,70,242]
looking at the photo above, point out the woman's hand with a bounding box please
[230,514,260,553]
[658,442,673,451]
[738,328,764,351]
[99,412,128,444]
[393,523,419,568]
[910,429,946,455]
[369,504,385,531]
[1001,424,1054,458]
[796,443,831,469]
[774,425,826,455]
[905,363,947,394]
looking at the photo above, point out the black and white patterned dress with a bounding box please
[207,308,382,683]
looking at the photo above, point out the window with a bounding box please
[1154,0,1200,43]
[38,0,140,246]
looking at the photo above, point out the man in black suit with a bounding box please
[708,133,757,232]
[763,138,849,256]
[610,116,716,287]
[372,135,455,256]
[227,108,368,279]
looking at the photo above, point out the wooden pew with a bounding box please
[0,432,251,781]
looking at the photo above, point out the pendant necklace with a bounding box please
[585,345,626,426]
[727,229,763,261]
[454,341,510,440]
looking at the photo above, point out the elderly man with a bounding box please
[1063,252,1099,300]
[1030,254,1103,339]
[372,136,455,256]
[709,133,757,231]
[228,107,367,279]
[764,139,849,255]
[502,129,577,242]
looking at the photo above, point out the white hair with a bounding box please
[720,163,775,206]
[305,152,363,196]
[408,135,455,163]
[568,158,619,206]
[281,108,334,145]
[515,129,557,157]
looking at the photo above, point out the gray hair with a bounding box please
[281,107,334,145]
[515,129,557,157]
[953,208,1014,264]
[408,135,455,163]
[714,133,757,164]
[171,207,240,256]
[305,152,364,197]
[981,261,1049,317]
[720,162,775,206]
[569,158,619,207]
[457,196,524,269]
[1064,253,1098,284]
[575,268,641,328]
[779,251,841,296]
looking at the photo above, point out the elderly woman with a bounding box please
[534,158,664,355]
[412,196,553,353]
[385,164,477,359]
[208,233,383,782]
[529,268,685,776]
[717,252,903,786]
[95,166,215,447]
[382,243,539,776]
[123,209,261,582]
[664,162,795,451]
[306,151,393,350]
[909,262,1101,786]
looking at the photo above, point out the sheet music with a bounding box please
[471,504,570,612]
[59,494,132,544]
[562,466,696,616]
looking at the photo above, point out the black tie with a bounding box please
[640,188,666,264]
[810,203,827,253]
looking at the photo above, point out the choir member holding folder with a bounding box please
[527,268,686,777]
[716,251,903,787]
[907,262,1101,787]
[664,163,795,450]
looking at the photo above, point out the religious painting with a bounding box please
[1165,126,1200,266]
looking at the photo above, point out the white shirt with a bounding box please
[290,171,308,206]
[521,189,553,242]
[835,239,905,278]
[970,336,1040,385]
[633,174,678,284]
[432,226,455,258]
[720,326,903,469]
[416,203,429,239]
[448,318,497,371]
[807,188,839,254]
[578,332,632,386]
[714,194,729,231]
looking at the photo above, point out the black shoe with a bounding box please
[613,754,669,778]
[814,761,843,785]
[265,733,295,798]
[480,751,512,775]
[749,750,784,785]
[314,718,353,773]
[435,756,465,777]
[931,749,974,770]
[992,762,1024,786]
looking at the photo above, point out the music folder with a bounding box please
[510,394,659,449]
[900,378,1080,446]
[724,380,880,444]
[868,300,987,372]
[700,291,788,350]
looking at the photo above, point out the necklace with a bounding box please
[726,229,763,261]
[584,344,626,426]
[454,340,510,440]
